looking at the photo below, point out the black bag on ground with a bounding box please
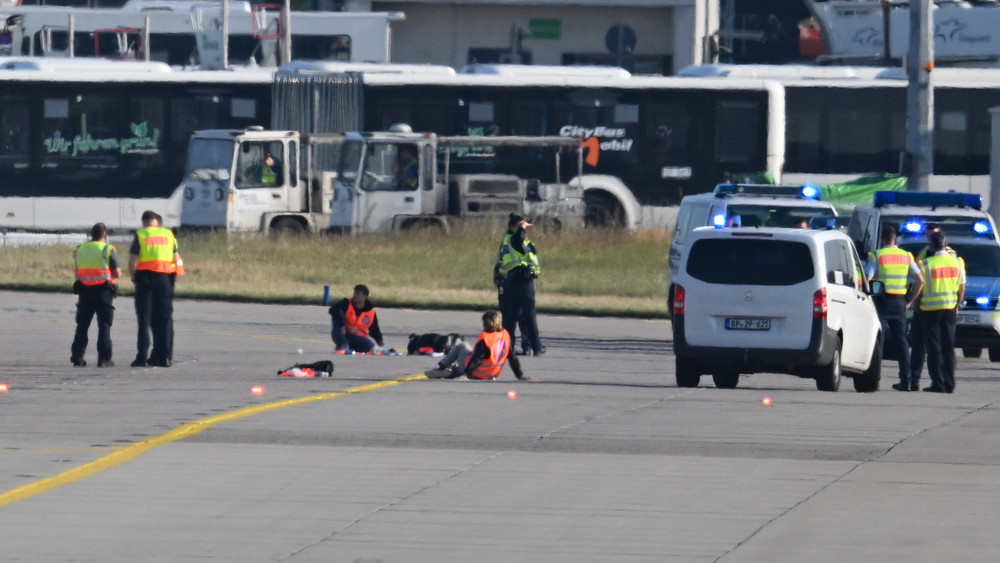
[407,333,463,355]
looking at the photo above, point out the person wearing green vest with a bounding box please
[261,152,282,186]
[865,225,924,391]
[918,230,965,393]
[70,222,122,367]
[909,223,959,390]
[128,210,183,368]
[495,213,545,356]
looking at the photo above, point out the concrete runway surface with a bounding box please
[2,290,1000,562]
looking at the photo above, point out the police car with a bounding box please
[848,191,1000,361]
[671,225,883,392]
[668,183,839,308]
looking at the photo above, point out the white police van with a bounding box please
[850,191,1000,361]
[671,226,883,392]
[668,183,838,309]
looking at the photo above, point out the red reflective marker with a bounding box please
[507,390,517,400]
[0,383,8,393]
[251,385,264,397]
[762,397,772,406]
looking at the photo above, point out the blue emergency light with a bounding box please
[873,190,982,210]
[902,220,923,234]
[713,183,821,199]
[974,221,992,235]
[976,296,990,308]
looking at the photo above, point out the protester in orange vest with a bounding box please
[128,210,183,368]
[71,222,122,367]
[329,284,386,354]
[425,311,530,380]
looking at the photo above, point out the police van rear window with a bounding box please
[687,239,814,285]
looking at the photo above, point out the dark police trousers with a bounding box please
[71,284,115,363]
[922,308,958,393]
[501,273,541,354]
[875,295,910,385]
[134,271,174,364]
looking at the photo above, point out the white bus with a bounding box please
[275,62,787,228]
[0,58,273,231]
[680,63,1000,196]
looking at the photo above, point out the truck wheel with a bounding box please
[962,347,983,358]
[989,345,1000,362]
[853,340,881,393]
[675,358,700,388]
[816,342,841,392]
[272,217,306,236]
[712,367,739,389]
[584,191,624,229]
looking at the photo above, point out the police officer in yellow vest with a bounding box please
[495,213,544,356]
[128,210,184,368]
[71,222,122,367]
[865,225,925,391]
[918,230,965,393]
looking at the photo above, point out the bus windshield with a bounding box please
[185,139,235,181]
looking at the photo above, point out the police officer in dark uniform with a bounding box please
[70,222,121,367]
[128,210,183,368]
[495,213,545,356]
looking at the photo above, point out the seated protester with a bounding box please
[425,311,530,380]
[329,284,386,354]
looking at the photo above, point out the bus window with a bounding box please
[40,90,122,196]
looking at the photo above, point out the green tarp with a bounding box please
[819,173,907,213]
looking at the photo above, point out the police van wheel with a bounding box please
[962,347,983,359]
[675,358,700,388]
[712,367,739,389]
[987,345,1000,362]
[854,340,881,393]
[816,344,842,392]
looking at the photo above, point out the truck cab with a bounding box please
[181,128,328,234]
[329,131,585,234]
[329,132,438,234]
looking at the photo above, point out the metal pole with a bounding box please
[68,14,74,58]
[281,0,292,65]
[904,0,934,191]
[989,107,1000,228]
[144,15,150,60]
[222,0,229,69]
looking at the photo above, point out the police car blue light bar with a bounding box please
[902,220,923,234]
[713,183,821,199]
[873,190,982,210]
[713,213,727,228]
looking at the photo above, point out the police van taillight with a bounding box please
[813,288,828,319]
[673,285,685,315]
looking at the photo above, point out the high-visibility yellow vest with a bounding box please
[870,247,913,295]
[262,164,278,185]
[135,227,178,274]
[497,234,540,277]
[74,241,113,286]
[919,254,963,311]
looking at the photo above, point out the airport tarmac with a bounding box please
[2,290,1000,562]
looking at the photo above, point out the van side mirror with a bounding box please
[869,279,885,297]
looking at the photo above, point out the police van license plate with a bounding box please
[726,318,770,330]
[957,314,978,326]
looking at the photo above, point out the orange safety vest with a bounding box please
[466,329,511,380]
[135,226,181,275]
[74,241,114,286]
[344,301,376,337]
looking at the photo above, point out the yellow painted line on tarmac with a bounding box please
[0,374,428,509]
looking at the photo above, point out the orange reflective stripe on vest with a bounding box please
[919,254,963,311]
[345,302,375,337]
[467,329,511,380]
[74,241,112,285]
[135,227,177,274]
